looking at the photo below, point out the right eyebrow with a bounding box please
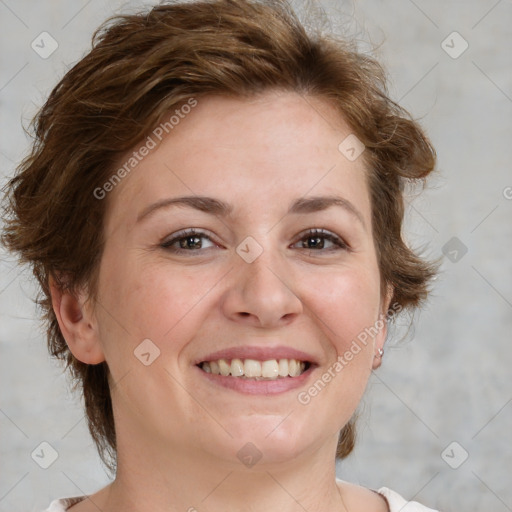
[137,196,233,223]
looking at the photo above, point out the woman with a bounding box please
[2,1,440,510]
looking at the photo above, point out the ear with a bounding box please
[372,283,394,370]
[49,274,105,365]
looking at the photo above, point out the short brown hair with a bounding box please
[2,0,437,472]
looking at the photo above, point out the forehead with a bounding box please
[104,91,371,231]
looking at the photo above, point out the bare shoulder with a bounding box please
[336,480,389,512]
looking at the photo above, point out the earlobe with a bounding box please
[372,284,394,370]
[49,275,105,365]
[372,347,384,370]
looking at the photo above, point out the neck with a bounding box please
[99,435,348,512]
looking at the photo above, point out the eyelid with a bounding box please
[160,227,350,254]
[160,228,221,250]
[292,228,350,251]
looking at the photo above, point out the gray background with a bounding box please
[1,1,511,511]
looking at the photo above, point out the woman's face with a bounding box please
[91,91,390,467]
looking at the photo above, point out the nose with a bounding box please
[221,244,304,328]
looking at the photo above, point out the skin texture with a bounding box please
[51,91,391,512]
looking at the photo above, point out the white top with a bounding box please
[40,487,439,511]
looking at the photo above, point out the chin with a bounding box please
[212,416,316,466]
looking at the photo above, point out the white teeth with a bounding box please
[278,359,289,377]
[288,359,300,377]
[218,358,230,376]
[244,359,261,377]
[200,358,308,379]
[210,361,220,375]
[262,360,279,378]
[230,358,244,377]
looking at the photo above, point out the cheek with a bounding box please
[307,264,382,350]
[95,252,217,366]
[297,270,381,426]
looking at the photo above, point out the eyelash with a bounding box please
[160,228,349,254]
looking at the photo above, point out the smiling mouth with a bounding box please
[198,358,311,380]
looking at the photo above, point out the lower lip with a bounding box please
[195,365,315,395]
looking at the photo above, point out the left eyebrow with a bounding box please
[288,195,367,231]
[136,194,367,231]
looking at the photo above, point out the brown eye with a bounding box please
[295,229,348,252]
[161,229,217,253]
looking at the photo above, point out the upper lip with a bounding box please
[194,345,318,365]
